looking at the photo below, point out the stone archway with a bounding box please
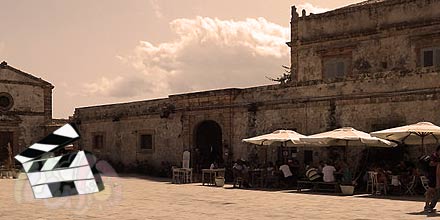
[194,120,223,169]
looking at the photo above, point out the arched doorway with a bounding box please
[194,120,223,169]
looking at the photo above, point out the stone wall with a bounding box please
[290,0,440,82]
[74,68,440,170]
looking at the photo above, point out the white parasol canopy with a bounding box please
[299,127,397,148]
[242,130,306,147]
[370,122,440,153]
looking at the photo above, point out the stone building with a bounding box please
[74,0,440,172]
[0,61,65,166]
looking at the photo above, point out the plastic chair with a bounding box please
[367,171,387,195]
[404,176,417,195]
[420,175,430,191]
[367,171,378,194]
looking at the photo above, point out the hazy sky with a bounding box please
[0,0,361,118]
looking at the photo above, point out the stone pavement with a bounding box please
[0,176,436,220]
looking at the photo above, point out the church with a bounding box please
[0,61,68,167]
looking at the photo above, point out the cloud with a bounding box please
[86,16,290,99]
[297,3,330,15]
[150,0,163,18]
[84,74,154,98]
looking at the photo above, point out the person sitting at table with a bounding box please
[279,161,294,187]
[232,160,244,187]
[305,164,322,182]
[373,164,389,189]
[210,161,218,170]
[322,161,337,183]
[266,162,275,175]
[395,161,408,174]
[338,161,352,184]
[263,162,277,188]
[317,160,325,175]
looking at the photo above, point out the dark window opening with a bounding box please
[424,50,434,67]
[140,134,153,150]
[93,135,104,149]
[422,47,440,67]
[323,57,350,80]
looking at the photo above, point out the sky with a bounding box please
[0,0,362,118]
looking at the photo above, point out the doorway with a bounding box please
[195,120,223,169]
[0,132,13,166]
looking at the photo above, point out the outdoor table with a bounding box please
[202,168,225,186]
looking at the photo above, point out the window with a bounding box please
[0,92,13,111]
[323,57,351,80]
[93,134,104,150]
[139,134,153,150]
[421,47,440,67]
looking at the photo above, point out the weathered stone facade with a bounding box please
[0,61,60,166]
[74,0,440,172]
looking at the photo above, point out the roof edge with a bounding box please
[0,61,54,88]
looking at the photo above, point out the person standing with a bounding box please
[425,146,440,213]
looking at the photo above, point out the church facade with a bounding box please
[73,0,440,171]
[0,61,64,166]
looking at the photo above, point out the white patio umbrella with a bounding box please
[242,130,306,162]
[242,130,306,147]
[299,127,397,160]
[299,127,397,148]
[299,127,397,184]
[370,122,440,154]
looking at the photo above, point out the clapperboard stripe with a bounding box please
[32,179,99,199]
[27,165,94,186]
[85,151,105,192]
[16,123,104,199]
[15,123,80,164]
[23,151,92,173]
[21,150,105,198]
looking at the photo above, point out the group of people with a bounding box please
[230,158,356,188]
[305,160,353,184]
[231,159,300,188]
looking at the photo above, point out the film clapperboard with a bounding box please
[15,123,104,199]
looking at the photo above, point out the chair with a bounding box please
[232,169,244,188]
[171,151,193,184]
[182,151,190,169]
[233,177,244,188]
[404,176,417,195]
[172,167,181,184]
[367,171,387,195]
[420,176,430,191]
[182,151,192,183]
[366,171,375,193]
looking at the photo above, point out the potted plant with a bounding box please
[339,165,356,195]
[340,181,356,195]
[215,176,225,187]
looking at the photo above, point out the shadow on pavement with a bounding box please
[352,194,425,202]
[116,173,171,182]
[407,210,440,218]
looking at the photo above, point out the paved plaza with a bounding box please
[0,175,437,220]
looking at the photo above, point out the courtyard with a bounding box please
[0,175,437,220]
